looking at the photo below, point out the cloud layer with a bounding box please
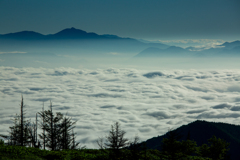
[1,67,240,148]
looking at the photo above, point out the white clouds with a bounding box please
[1,67,240,148]
[107,52,120,55]
[157,39,225,49]
[158,39,225,44]
[0,51,27,54]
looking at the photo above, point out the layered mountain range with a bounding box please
[135,41,240,58]
[0,27,168,56]
[1,27,239,57]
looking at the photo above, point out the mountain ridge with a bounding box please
[0,27,134,41]
[0,27,169,55]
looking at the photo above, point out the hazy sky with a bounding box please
[0,0,240,41]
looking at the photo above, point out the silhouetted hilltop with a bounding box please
[0,31,45,40]
[46,27,121,40]
[0,27,122,40]
[143,120,240,160]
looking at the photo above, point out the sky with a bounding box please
[1,0,240,149]
[0,0,240,41]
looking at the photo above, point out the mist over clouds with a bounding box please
[1,67,240,148]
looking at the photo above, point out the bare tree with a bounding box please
[28,113,40,148]
[6,95,31,146]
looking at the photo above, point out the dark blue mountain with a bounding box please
[0,27,121,40]
[46,27,119,40]
[0,28,169,55]
[0,31,45,40]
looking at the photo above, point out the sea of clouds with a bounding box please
[1,66,240,148]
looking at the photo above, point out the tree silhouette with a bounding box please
[97,122,129,160]
[59,115,79,150]
[38,102,80,150]
[38,101,63,150]
[6,95,31,146]
[28,113,40,148]
[198,135,230,160]
[161,129,197,160]
[128,135,142,160]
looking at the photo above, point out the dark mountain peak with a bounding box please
[53,27,87,36]
[47,27,104,39]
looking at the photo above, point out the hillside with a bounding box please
[144,120,240,160]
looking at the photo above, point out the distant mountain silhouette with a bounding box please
[134,40,240,58]
[220,40,240,49]
[1,31,45,40]
[0,27,123,40]
[199,40,240,57]
[143,120,240,160]
[46,27,121,40]
[0,27,168,55]
[1,28,239,58]
[135,46,189,57]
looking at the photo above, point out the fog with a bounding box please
[1,50,240,70]
[1,63,240,148]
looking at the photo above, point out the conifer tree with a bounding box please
[38,101,63,150]
[198,135,230,160]
[38,102,80,150]
[59,115,79,150]
[97,122,129,160]
[161,129,197,160]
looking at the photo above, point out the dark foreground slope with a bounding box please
[144,120,240,160]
